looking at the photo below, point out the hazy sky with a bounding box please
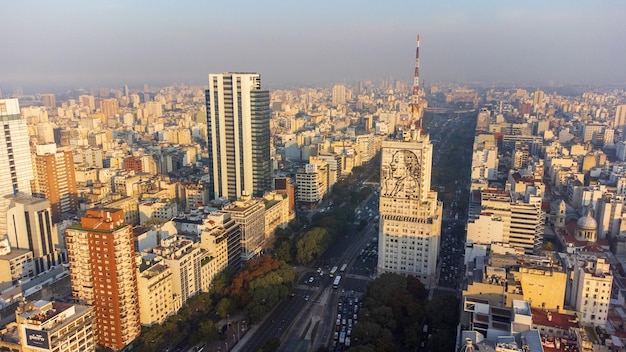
[2,1,626,92]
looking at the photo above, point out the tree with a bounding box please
[216,297,233,319]
[275,241,292,262]
[190,320,219,345]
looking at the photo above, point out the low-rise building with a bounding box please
[15,300,96,352]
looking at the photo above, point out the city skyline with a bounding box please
[2,1,626,93]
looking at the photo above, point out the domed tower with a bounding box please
[576,207,597,242]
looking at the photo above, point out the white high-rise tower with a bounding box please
[205,73,271,200]
[0,98,34,235]
[377,128,443,287]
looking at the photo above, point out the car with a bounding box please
[304,295,310,301]
[308,277,314,283]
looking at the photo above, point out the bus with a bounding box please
[340,263,348,273]
[333,275,341,289]
[329,266,338,277]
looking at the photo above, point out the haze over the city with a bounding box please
[2,0,625,92]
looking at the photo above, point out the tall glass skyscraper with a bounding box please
[205,72,271,200]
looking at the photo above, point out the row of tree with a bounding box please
[213,255,296,323]
[132,256,295,351]
[348,273,459,352]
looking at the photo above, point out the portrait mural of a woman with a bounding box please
[382,149,420,197]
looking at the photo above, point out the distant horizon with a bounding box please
[3,78,625,98]
[2,1,626,95]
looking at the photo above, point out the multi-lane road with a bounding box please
[234,190,380,352]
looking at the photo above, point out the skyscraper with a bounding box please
[615,104,626,129]
[65,208,141,350]
[205,72,271,200]
[32,143,78,223]
[377,128,443,287]
[332,84,346,106]
[0,98,34,236]
[42,94,56,108]
[6,193,62,274]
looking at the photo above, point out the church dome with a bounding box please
[576,209,597,230]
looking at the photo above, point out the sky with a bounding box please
[2,1,626,93]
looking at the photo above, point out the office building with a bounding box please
[0,236,35,285]
[332,84,346,106]
[153,236,208,304]
[198,211,240,273]
[137,262,176,326]
[6,193,62,274]
[205,72,271,200]
[478,189,544,254]
[32,143,78,223]
[65,208,141,350]
[615,104,626,129]
[0,98,34,236]
[100,98,119,118]
[223,196,265,263]
[15,300,96,352]
[377,129,443,287]
[295,163,328,207]
[41,94,56,109]
[570,256,612,326]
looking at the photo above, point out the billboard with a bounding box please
[25,328,50,349]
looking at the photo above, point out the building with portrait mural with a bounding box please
[376,127,443,287]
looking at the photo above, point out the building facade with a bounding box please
[6,194,62,274]
[32,143,78,222]
[65,208,141,350]
[16,300,96,352]
[0,98,34,236]
[377,130,443,287]
[223,197,266,263]
[205,72,271,200]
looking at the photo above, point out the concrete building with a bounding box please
[355,134,376,163]
[223,197,266,263]
[0,237,35,285]
[377,129,443,287]
[479,189,545,254]
[615,104,626,129]
[15,300,96,352]
[6,193,61,274]
[65,208,141,350]
[296,163,328,207]
[570,255,612,326]
[206,72,271,199]
[263,191,292,240]
[137,262,175,326]
[32,143,78,222]
[41,94,56,108]
[139,198,177,224]
[0,98,34,236]
[153,237,207,304]
[199,211,242,269]
[332,84,347,106]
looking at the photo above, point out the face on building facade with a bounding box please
[384,149,420,197]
